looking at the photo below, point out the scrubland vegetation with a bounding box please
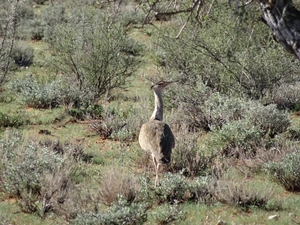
[1,0,300,224]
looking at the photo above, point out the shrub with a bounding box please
[171,131,214,177]
[210,119,263,157]
[151,202,186,225]
[10,75,62,108]
[11,44,34,67]
[47,8,140,101]
[68,103,103,121]
[272,82,300,110]
[0,130,78,215]
[155,172,189,203]
[72,196,148,225]
[41,5,67,41]
[26,18,44,40]
[10,75,93,109]
[245,103,290,138]
[88,105,144,142]
[265,151,300,191]
[153,172,212,204]
[33,0,47,4]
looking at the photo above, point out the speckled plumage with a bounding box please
[138,81,175,187]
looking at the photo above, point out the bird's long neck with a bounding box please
[150,89,163,121]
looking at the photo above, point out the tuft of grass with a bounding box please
[99,166,138,206]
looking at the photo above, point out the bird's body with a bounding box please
[139,81,175,187]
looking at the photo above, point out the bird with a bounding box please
[139,81,175,187]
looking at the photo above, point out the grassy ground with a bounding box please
[1,16,300,225]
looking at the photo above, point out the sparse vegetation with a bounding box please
[1,0,300,224]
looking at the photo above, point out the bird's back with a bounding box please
[139,120,175,164]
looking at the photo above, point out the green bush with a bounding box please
[210,119,263,157]
[41,5,67,41]
[33,0,47,4]
[245,103,290,138]
[155,3,300,101]
[0,131,61,213]
[47,7,140,100]
[10,75,62,108]
[151,202,186,225]
[26,18,45,40]
[11,44,34,67]
[171,131,214,177]
[0,130,80,216]
[72,196,148,225]
[10,75,94,109]
[265,151,300,191]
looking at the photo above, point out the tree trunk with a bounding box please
[260,0,300,60]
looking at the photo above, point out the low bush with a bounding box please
[265,151,300,191]
[11,44,34,67]
[0,130,79,216]
[10,75,93,109]
[26,18,44,41]
[89,105,144,142]
[151,202,186,225]
[171,131,214,177]
[72,196,148,225]
[245,103,290,138]
[155,172,211,204]
[210,119,263,157]
[272,82,300,110]
[10,75,62,108]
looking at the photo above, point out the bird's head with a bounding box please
[150,81,175,92]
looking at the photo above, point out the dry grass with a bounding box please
[99,166,139,206]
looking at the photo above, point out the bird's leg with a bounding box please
[155,163,160,188]
[152,154,160,188]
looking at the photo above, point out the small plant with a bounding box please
[10,75,62,108]
[72,196,148,225]
[265,151,300,191]
[151,202,187,225]
[11,44,34,67]
[171,130,214,177]
[210,119,263,157]
[155,172,190,203]
[0,130,79,215]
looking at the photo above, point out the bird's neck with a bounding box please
[150,89,163,121]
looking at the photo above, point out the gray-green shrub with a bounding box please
[47,7,141,100]
[10,75,94,109]
[72,196,148,225]
[11,44,34,67]
[0,130,78,215]
[171,131,214,177]
[155,172,211,204]
[151,202,186,225]
[265,151,300,191]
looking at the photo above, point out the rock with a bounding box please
[268,215,279,220]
